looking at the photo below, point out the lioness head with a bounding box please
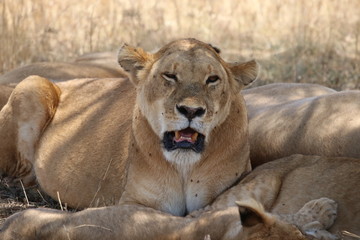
[118,38,258,165]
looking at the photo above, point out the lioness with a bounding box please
[3,154,353,240]
[0,38,258,215]
[0,61,126,84]
[242,83,336,119]
[247,90,360,166]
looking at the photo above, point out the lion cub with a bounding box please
[0,196,337,240]
[211,154,359,239]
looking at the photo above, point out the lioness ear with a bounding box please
[229,60,259,87]
[236,199,274,227]
[208,43,221,54]
[118,44,154,85]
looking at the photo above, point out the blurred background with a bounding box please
[1,0,359,89]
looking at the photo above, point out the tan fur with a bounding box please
[0,61,126,84]
[2,42,356,239]
[0,203,311,240]
[0,39,258,215]
[242,83,336,119]
[211,154,359,238]
[0,76,61,185]
[243,82,338,167]
[0,205,241,240]
[1,155,347,240]
[245,87,360,166]
[235,198,328,240]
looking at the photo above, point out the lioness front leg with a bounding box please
[0,76,60,185]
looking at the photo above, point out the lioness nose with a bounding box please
[176,105,206,120]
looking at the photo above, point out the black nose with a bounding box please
[176,105,206,120]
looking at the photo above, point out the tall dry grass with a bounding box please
[0,0,359,89]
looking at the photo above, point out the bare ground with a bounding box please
[0,179,61,226]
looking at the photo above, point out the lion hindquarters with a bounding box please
[0,75,61,184]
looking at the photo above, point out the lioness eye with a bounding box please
[206,75,220,85]
[162,73,178,82]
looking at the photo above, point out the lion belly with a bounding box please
[34,78,135,208]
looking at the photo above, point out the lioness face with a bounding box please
[118,39,258,165]
[142,47,233,165]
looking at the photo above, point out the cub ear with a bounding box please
[118,44,154,85]
[236,199,273,227]
[228,60,259,87]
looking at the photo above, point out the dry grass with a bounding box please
[0,0,359,228]
[0,0,359,89]
[0,179,60,225]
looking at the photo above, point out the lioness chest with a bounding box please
[121,147,245,216]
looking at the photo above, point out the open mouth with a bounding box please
[163,127,205,153]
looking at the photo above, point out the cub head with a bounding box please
[237,200,310,240]
[118,38,258,165]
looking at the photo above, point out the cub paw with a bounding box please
[204,234,211,240]
[296,197,337,230]
[303,221,339,240]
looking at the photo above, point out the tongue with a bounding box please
[174,128,199,143]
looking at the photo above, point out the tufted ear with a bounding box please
[236,199,274,227]
[229,60,259,87]
[118,44,154,86]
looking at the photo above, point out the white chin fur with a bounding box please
[163,149,202,166]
